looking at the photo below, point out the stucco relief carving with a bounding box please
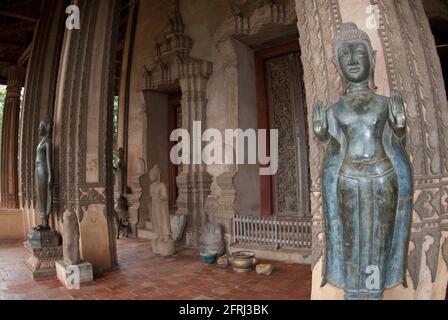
[414,189,441,221]
[18,1,66,210]
[372,0,448,296]
[215,0,296,45]
[294,0,342,272]
[141,0,212,91]
[373,0,448,177]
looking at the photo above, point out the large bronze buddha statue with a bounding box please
[35,120,53,230]
[313,22,413,300]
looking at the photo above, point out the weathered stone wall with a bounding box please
[125,0,230,183]
[123,0,250,234]
[0,209,24,241]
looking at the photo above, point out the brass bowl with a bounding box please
[230,251,257,273]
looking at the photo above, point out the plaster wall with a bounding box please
[0,209,24,241]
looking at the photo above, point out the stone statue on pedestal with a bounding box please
[24,120,62,279]
[149,164,175,256]
[27,120,60,248]
[114,147,126,197]
[115,195,131,239]
[313,22,413,300]
[35,120,53,230]
[113,147,131,238]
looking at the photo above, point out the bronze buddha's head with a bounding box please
[38,120,51,137]
[332,23,377,91]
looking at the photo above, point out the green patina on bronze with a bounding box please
[313,22,413,300]
[35,120,53,230]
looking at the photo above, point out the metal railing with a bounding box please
[232,214,312,249]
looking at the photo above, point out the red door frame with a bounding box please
[255,40,301,217]
[168,92,182,210]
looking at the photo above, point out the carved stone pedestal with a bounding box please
[55,260,93,289]
[153,239,176,257]
[24,242,63,280]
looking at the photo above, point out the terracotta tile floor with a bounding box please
[0,238,311,300]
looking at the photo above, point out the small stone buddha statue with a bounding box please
[149,164,175,256]
[313,22,413,300]
[114,147,126,197]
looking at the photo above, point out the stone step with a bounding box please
[137,228,157,240]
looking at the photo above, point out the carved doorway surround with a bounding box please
[214,0,300,228]
[139,0,213,247]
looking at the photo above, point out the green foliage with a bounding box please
[0,86,6,154]
[0,86,6,135]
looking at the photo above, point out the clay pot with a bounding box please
[230,251,257,273]
[200,252,216,264]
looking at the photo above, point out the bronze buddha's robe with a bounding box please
[321,94,413,300]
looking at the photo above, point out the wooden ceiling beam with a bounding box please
[17,42,32,66]
[0,0,36,9]
[0,10,38,22]
[0,22,35,35]
[0,40,23,49]
[0,59,15,66]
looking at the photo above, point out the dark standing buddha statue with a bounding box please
[313,23,413,300]
[27,119,60,249]
[35,120,53,230]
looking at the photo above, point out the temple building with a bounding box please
[0,0,447,300]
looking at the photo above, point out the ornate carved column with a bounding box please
[177,74,213,246]
[19,0,66,232]
[294,0,343,300]
[372,0,448,300]
[0,66,24,209]
[53,0,119,272]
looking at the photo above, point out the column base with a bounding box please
[55,260,94,289]
[153,239,176,257]
[24,241,63,280]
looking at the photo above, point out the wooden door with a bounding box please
[256,41,310,217]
